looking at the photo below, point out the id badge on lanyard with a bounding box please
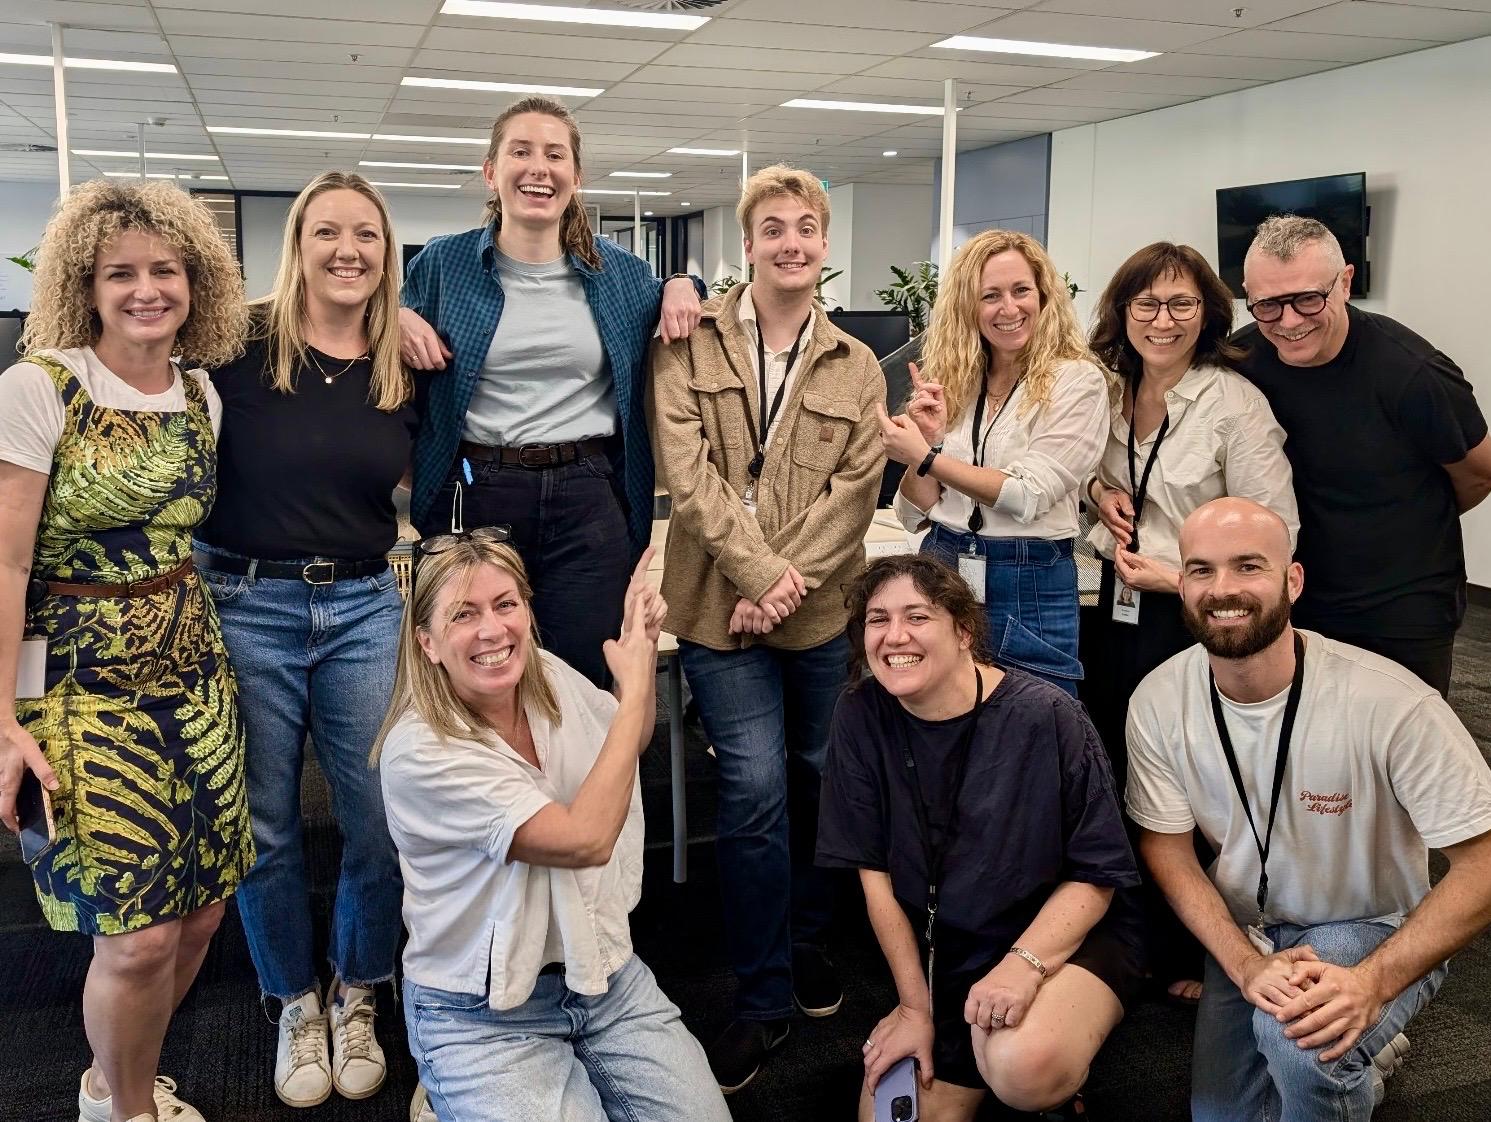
[958,542,986,605]
[1115,394,1171,627]
[15,637,46,698]
[1111,583,1141,625]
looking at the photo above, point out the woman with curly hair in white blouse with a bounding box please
[878,229,1112,696]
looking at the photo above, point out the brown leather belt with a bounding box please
[45,558,195,598]
[459,438,608,469]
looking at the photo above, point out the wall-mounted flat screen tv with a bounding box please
[1216,173,1368,298]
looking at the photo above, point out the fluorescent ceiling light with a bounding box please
[681,202,691,207]
[75,149,218,161]
[361,160,481,171]
[440,0,708,31]
[369,181,463,190]
[882,150,897,157]
[581,188,671,196]
[609,171,672,179]
[372,133,487,146]
[644,210,653,216]
[783,98,947,116]
[931,35,1160,63]
[0,52,176,73]
[209,125,372,139]
[402,76,603,98]
[104,171,228,181]
[668,146,739,157]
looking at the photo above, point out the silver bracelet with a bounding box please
[1008,945,1047,978]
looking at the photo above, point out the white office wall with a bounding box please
[1047,33,1491,585]
[238,194,295,300]
[0,181,62,312]
[847,183,933,313]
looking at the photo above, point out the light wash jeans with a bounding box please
[200,553,405,998]
[1193,919,1447,1122]
[405,955,730,1122]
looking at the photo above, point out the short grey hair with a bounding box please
[1245,214,1346,274]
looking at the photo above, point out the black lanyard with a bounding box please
[900,668,986,948]
[1207,630,1306,924]
[747,313,812,480]
[1124,387,1171,556]
[967,378,1021,533]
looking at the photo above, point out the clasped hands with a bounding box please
[1239,944,1390,1063]
[876,362,946,467]
[729,565,807,635]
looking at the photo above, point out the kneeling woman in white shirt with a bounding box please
[373,532,728,1122]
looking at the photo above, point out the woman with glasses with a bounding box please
[373,533,729,1122]
[1083,242,1297,1005]
[879,229,1110,696]
[194,172,417,1110]
[397,95,703,687]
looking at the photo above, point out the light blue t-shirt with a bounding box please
[462,251,613,446]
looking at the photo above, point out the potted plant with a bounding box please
[875,260,938,336]
[6,245,38,272]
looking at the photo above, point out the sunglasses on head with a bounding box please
[411,524,513,600]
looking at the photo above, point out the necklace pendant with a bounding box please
[324,375,333,384]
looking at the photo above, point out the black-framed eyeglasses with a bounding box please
[1246,270,1342,324]
[411,524,512,600]
[1126,295,1201,322]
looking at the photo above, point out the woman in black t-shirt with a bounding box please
[819,555,1144,1121]
[195,172,417,1112]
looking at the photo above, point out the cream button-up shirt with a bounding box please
[380,650,642,1010]
[1086,363,1299,569]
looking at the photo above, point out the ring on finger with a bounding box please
[990,1013,1006,1026]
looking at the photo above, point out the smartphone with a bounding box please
[874,1057,918,1122]
[17,771,58,865]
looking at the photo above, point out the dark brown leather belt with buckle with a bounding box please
[45,557,195,598]
[459,438,608,469]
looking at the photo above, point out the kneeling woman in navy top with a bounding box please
[818,555,1145,1121]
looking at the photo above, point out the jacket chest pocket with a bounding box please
[689,377,749,451]
[791,391,858,472]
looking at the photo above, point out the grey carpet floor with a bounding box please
[4,608,1490,1121]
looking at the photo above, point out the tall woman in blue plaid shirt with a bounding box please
[399,96,703,685]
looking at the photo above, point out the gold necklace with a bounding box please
[306,347,367,384]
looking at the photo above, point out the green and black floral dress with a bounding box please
[17,351,253,935]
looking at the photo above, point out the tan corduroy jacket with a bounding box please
[649,284,886,651]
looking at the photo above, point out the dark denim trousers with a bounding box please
[921,524,1083,696]
[678,633,850,1021]
[417,453,632,687]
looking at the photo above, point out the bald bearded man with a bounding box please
[1125,497,1491,1122]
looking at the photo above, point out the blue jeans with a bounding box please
[200,554,405,998]
[406,956,730,1122]
[921,525,1083,696]
[1193,920,1447,1122]
[416,453,631,688]
[679,633,849,1020]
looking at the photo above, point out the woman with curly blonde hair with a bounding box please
[0,179,250,1122]
[878,229,1111,695]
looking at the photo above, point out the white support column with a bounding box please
[137,122,147,177]
[50,24,71,196]
[938,77,958,277]
[741,149,748,187]
[633,190,643,264]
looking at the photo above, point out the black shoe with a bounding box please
[792,943,844,1018]
[707,1018,791,1094]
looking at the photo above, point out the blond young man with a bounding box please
[649,166,886,1093]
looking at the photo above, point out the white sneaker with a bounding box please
[329,978,387,1100]
[275,990,332,1108]
[409,1084,438,1122]
[78,1070,205,1122]
[1371,1032,1411,1105]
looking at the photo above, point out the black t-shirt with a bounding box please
[1236,306,1486,639]
[199,334,419,560]
[817,669,1144,976]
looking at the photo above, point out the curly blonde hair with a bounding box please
[256,171,411,411]
[920,229,1103,426]
[21,178,247,368]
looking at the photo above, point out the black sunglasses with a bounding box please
[411,524,512,600]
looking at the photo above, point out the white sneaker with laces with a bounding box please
[78,1070,205,1122]
[275,990,332,1108]
[330,978,387,1100]
[409,1084,439,1122]
[1371,1032,1411,1106]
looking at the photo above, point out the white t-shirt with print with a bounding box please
[0,347,222,474]
[1126,631,1491,929]
[379,650,641,1010]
